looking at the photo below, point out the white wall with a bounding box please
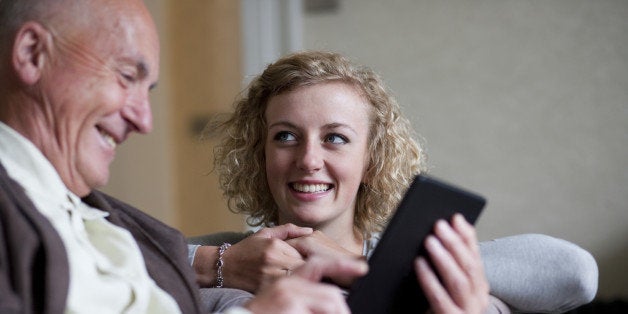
[104,0,627,300]
[303,0,628,299]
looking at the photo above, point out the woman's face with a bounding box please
[264,82,371,231]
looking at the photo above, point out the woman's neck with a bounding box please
[317,222,364,256]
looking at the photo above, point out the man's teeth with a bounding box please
[100,131,117,148]
[292,183,331,193]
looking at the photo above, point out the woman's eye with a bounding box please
[274,131,296,142]
[326,134,348,144]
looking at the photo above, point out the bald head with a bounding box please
[0,0,77,47]
[0,0,155,50]
[1,0,159,196]
[0,0,156,77]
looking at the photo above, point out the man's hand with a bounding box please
[244,255,368,314]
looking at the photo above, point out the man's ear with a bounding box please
[12,22,51,85]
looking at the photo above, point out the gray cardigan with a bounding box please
[0,163,203,314]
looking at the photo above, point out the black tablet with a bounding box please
[346,175,486,313]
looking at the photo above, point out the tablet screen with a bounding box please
[347,175,486,313]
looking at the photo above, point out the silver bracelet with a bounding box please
[214,243,231,288]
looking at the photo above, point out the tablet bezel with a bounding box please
[346,175,486,313]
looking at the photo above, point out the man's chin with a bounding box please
[69,183,94,197]
[72,172,109,197]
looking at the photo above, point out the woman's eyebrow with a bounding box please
[267,121,298,129]
[323,122,358,135]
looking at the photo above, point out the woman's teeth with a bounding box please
[292,183,331,193]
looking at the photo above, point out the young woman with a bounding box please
[190,51,598,313]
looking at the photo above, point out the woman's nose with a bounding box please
[296,141,323,173]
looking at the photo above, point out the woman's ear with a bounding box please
[12,22,51,85]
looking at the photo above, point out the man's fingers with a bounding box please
[248,255,367,314]
[247,276,351,314]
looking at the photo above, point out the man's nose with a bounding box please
[122,93,153,134]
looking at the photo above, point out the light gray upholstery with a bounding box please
[198,288,253,313]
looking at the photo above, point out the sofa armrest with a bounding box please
[188,231,250,246]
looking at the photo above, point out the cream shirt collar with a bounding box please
[0,122,106,220]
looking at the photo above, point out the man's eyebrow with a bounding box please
[137,61,148,78]
[137,60,158,90]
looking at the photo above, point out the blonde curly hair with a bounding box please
[212,51,427,235]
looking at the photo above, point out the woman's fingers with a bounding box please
[293,255,368,282]
[256,223,313,240]
[416,215,489,314]
[415,256,457,313]
[433,216,487,294]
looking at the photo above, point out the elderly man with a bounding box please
[0,0,366,313]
